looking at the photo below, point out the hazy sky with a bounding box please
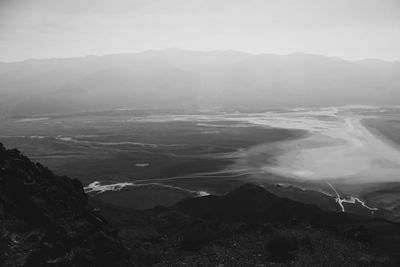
[1,0,399,62]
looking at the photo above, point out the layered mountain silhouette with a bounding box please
[1,49,400,116]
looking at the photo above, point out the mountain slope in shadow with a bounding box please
[2,142,400,266]
[96,183,400,266]
[0,143,129,266]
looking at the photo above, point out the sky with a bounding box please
[0,0,399,62]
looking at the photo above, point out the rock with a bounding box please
[0,143,129,266]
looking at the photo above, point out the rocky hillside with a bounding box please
[97,185,400,266]
[2,142,400,266]
[0,143,129,266]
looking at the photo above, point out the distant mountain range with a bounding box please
[1,49,400,116]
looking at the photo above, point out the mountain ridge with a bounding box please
[1,49,400,116]
[2,49,400,65]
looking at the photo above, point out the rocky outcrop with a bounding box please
[0,143,129,266]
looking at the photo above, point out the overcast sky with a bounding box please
[0,0,399,62]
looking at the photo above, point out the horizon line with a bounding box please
[1,48,399,64]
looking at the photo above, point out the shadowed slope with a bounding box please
[0,143,129,266]
[175,183,360,225]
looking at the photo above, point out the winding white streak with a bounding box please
[85,181,134,193]
[83,168,259,194]
[84,168,261,196]
[326,182,345,212]
[84,181,210,197]
[55,136,184,148]
[340,196,378,212]
[326,182,377,212]
[16,117,49,122]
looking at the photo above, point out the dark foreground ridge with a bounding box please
[98,183,400,265]
[1,143,400,266]
[0,143,128,266]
